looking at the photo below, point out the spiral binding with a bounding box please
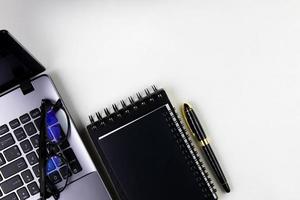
[165,105,217,198]
[88,85,159,124]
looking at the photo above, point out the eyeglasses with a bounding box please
[39,99,71,200]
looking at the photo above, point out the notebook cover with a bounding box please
[87,88,217,200]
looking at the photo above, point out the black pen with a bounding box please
[182,103,231,193]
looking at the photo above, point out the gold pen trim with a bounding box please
[181,104,196,138]
[198,138,209,147]
[182,104,210,148]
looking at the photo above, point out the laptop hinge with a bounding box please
[20,80,34,95]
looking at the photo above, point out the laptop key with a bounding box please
[59,140,70,150]
[30,135,39,148]
[63,148,82,174]
[30,108,40,119]
[17,187,30,200]
[47,159,55,173]
[0,133,15,151]
[3,145,21,162]
[47,110,58,126]
[32,164,40,178]
[48,145,60,155]
[20,140,33,153]
[48,171,62,184]
[24,123,37,136]
[9,119,20,129]
[21,170,34,183]
[1,157,28,178]
[1,175,23,194]
[19,114,31,124]
[63,148,76,161]
[0,192,18,200]
[26,152,38,165]
[13,127,26,141]
[47,128,54,141]
[0,153,6,166]
[59,166,71,179]
[34,117,42,131]
[53,155,64,167]
[27,182,39,195]
[0,125,9,135]
[50,124,65,142]
[70,161,82,174]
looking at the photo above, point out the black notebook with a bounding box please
[87,87,218,200]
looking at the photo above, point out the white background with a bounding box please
[1,0,300,199]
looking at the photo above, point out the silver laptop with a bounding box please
[0,30,112,200]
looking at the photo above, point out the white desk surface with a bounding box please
[1,1,300,199]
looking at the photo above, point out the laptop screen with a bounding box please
[0,30,45,94]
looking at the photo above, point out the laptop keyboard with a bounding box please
[0,108,82,199]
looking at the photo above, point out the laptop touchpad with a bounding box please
[58,172,111,200]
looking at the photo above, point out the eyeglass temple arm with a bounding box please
[39,101,47,200]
